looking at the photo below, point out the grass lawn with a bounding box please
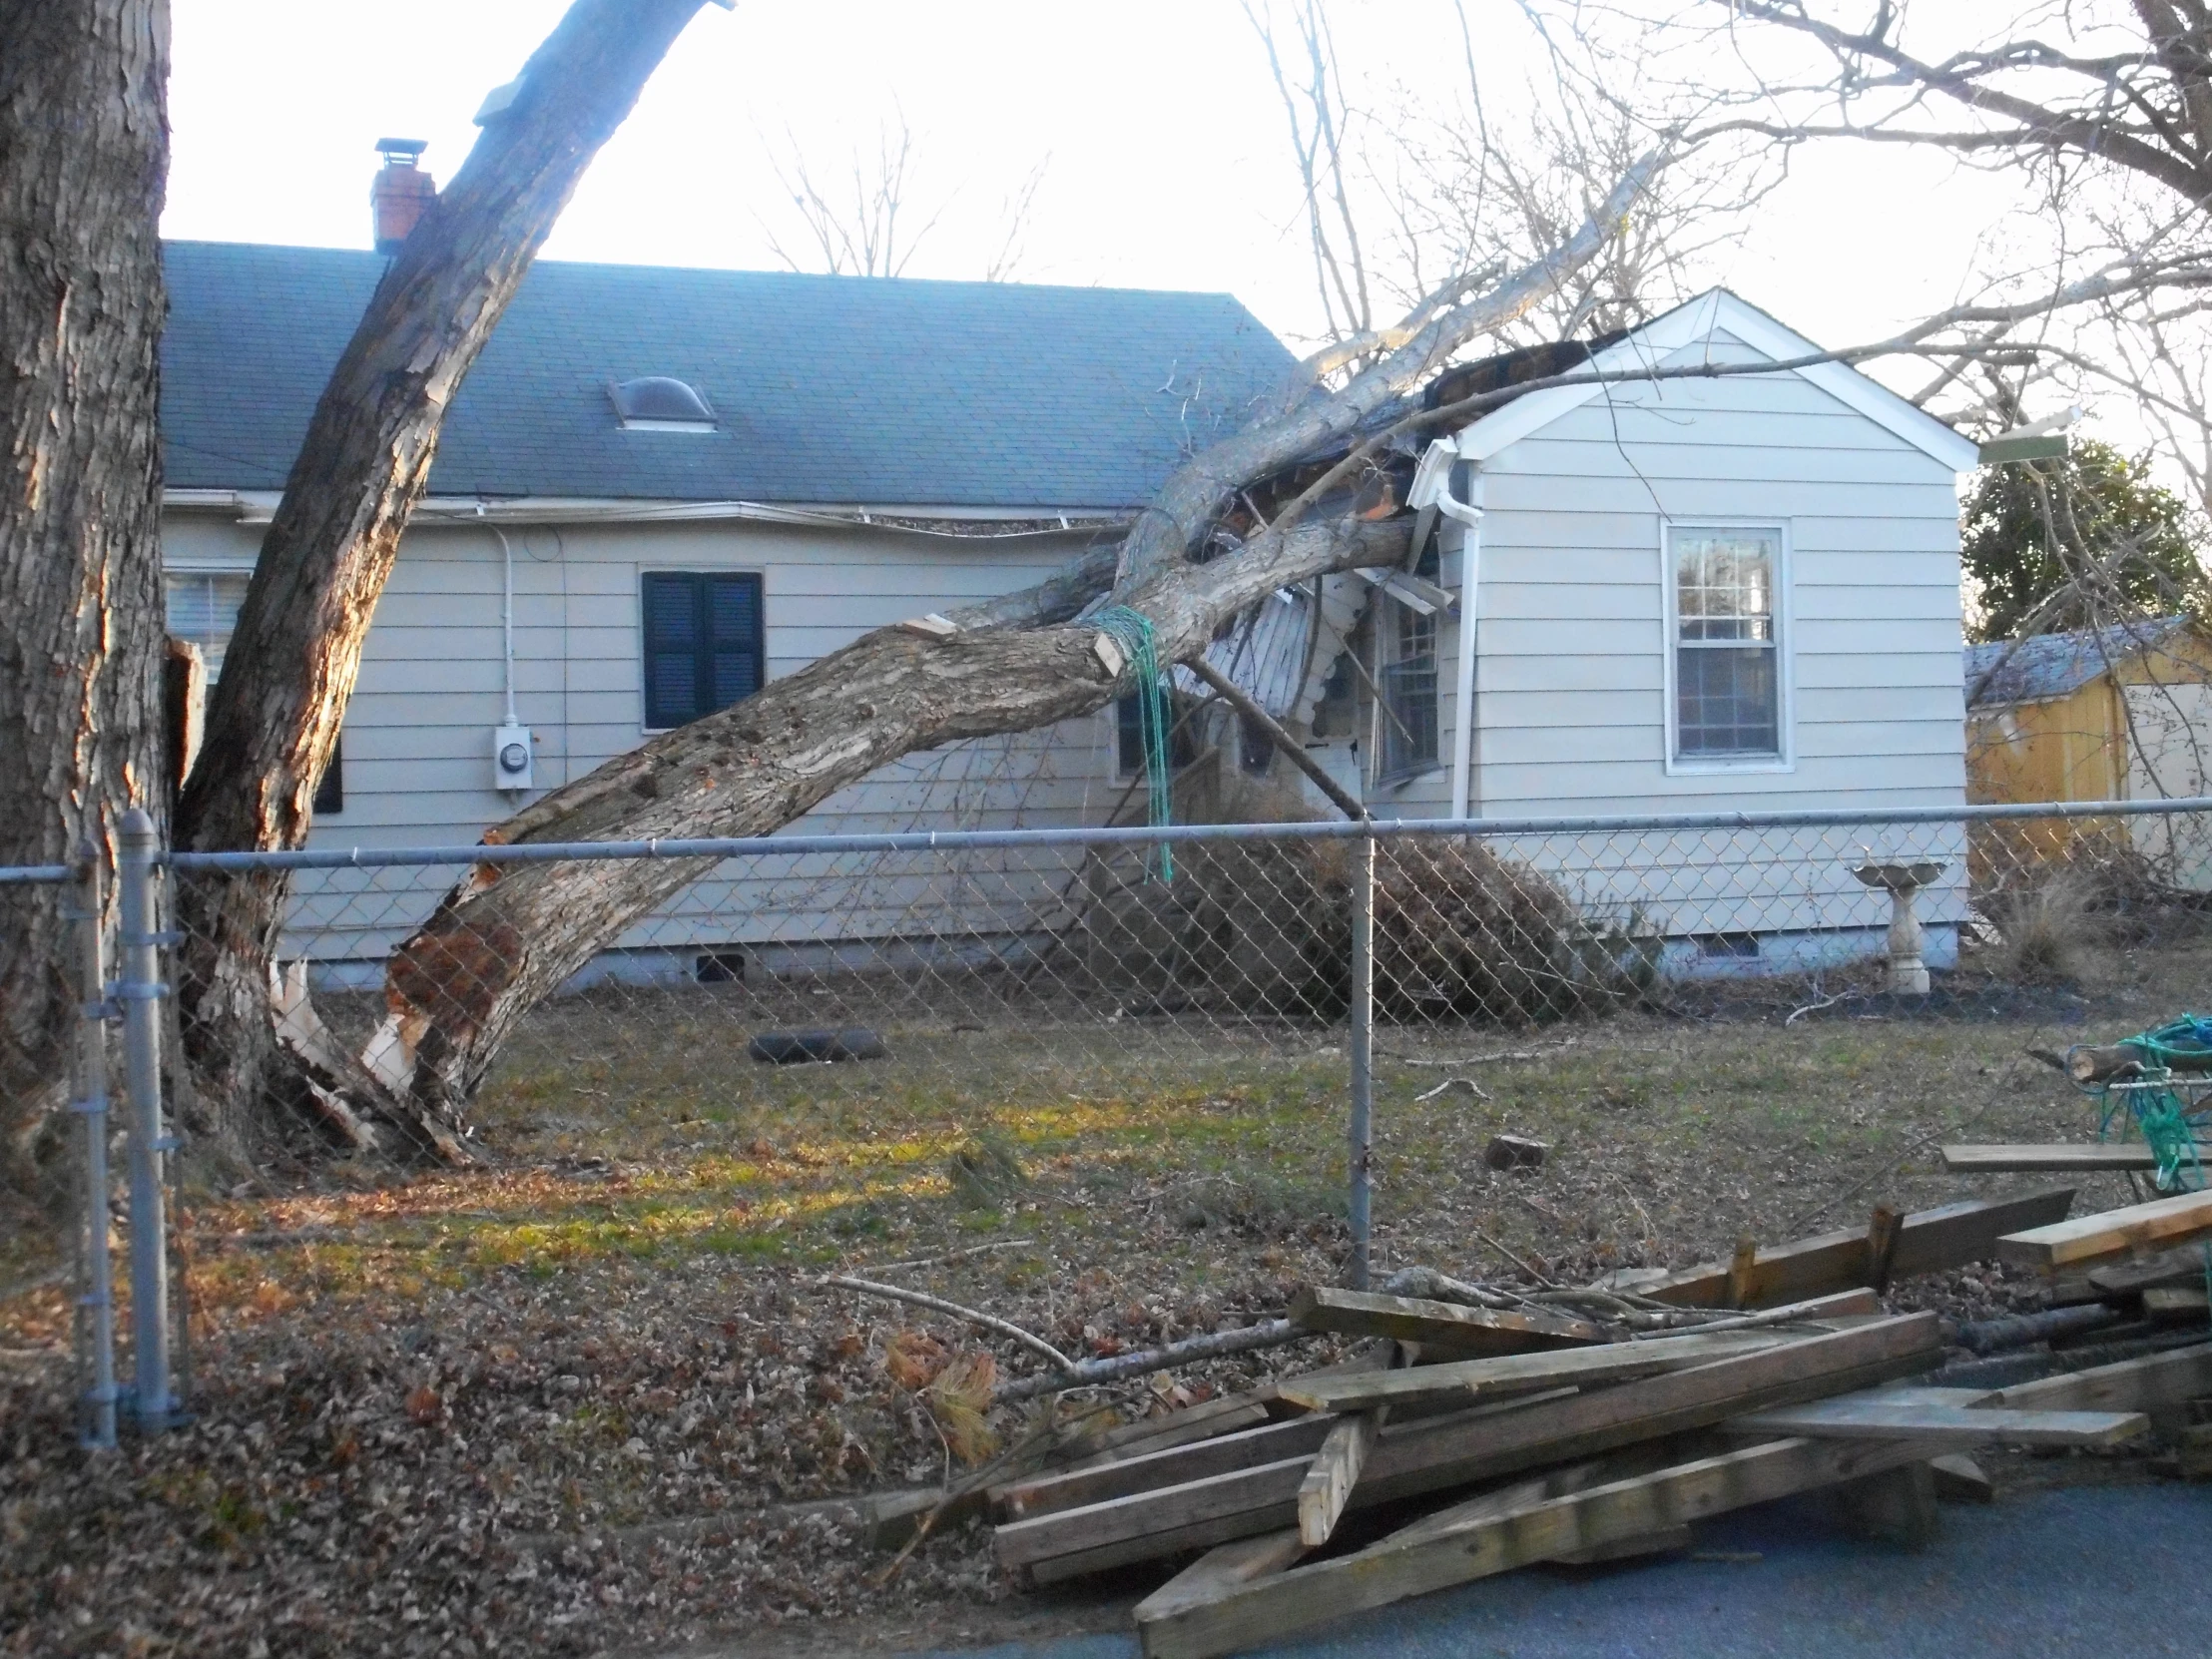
[3,926,2208,1657]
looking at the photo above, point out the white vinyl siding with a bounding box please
[1383,327,1965,822]
[161,510,1120,960]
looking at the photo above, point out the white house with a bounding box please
[1380,288,1980,971]
[162,247,1977,980]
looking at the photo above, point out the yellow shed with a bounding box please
[1965,616,2212,883]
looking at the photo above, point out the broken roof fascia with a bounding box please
[1448,288,1982,473]
[164,488,1129,535]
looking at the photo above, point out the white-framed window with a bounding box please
[1665,523,1789,770]
[164,567,253,679]
[1378,595,1439,781]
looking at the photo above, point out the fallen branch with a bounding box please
[1413,1076,1490,1103]
[992,1319,1312,1402]
[852,1238,1037,1275]
[1384,1044,1565,1068]
[821,1275,1076,1375]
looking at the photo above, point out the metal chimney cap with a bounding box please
[374,138,428,166]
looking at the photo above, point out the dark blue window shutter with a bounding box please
[642,572,764,729]
[706,575,763,709]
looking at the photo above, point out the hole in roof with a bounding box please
[610,376,717,432]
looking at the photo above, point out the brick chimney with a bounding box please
[370,138,434,255]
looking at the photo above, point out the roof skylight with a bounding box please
[610,376,717,432]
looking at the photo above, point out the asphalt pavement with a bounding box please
[904,1480,2209,1659]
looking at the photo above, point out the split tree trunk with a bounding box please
[1110,156,1659,588]
[364,518,1411,1115]
[0,0,169,1202]
[167,0,712,1156]
[351,153,1670,1138]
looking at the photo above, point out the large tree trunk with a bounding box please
[363,517,1410,1114]
[168,0,712,1157]
[348,153,1668,1136]
[0,0,169,1204]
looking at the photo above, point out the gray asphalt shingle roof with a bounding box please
[160,241,1298,507]
[1963,617,2195,708]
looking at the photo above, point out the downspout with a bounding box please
[1437,464,1484,820]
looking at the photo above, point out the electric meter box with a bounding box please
[492,722,533,792]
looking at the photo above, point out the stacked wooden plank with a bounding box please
[1941,1161,2212,1328]
[949,1185,2207,1657]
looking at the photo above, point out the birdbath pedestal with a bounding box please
[1851,860,1947,995]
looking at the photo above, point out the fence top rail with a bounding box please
[158,794,2212,874]
[0,863,76,884]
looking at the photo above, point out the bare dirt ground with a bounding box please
[5,927,2209,1659]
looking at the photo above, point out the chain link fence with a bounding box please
[168,796,2212,1144]
[20,794,2212,1439]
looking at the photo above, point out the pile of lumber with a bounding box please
[944,1188,2212,1658]
[1946,1149,2212,1332]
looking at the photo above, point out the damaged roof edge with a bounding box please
[1447,288,1982,472]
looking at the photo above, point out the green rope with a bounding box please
[2073,1013,2212,1303]
[1092,607,1175,881]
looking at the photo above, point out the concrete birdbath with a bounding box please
[1851,859,1947,995]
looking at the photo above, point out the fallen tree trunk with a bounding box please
[363,516,1410,1117]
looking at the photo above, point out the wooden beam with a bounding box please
[1274,1329,1793,1413]
[1634,1190,2076,1310]
[1297,1415,1379,1547]
[1865,1205,1903,1295]
[1185,656,1366,822]
[1132,1529,1307,1625]
[1985,1341,2212,1413]
[1135,1435,1949,1659]
[993,1412,1339,1523]
[1727,1390,2148,1447]
[1997,1188,2212,1270]
[1941,1144,2162,1173]
[997,1315,1942,1580]
[1288,1285,1609,1355]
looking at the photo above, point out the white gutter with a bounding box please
[1409,442,1485,820]
[160,487,1131,535]
[1439,471,1484,821]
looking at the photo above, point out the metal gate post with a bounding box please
[1348,826,1376,1291]
[116,808,175,1431]
[70,844,119,1449]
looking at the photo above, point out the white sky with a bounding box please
[165,1,2034,406]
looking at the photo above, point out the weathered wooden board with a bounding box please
[1135,1435,1951,1659]
[993,1413,1338,1523]
[1985,1341,2212,1413]
[1635,1190,2076,1309]
[1941,1144,2162,1173]
[1055,1396,1276,1475]
[1727,1388,2147,1447]
[1131,1529,1307,1624]
[1275,1330,1789,1413]
[1289,1285,1609,1354]
[998,1316,1942,1580]
[1297,1415,1379,1547]
[1997,1188,2212,1270]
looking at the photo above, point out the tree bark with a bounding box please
[363,517,1410,1113]
[0,0,169,1203]
[167,0,711,1155]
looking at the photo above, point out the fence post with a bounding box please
[70,844,119,1450]
[116,807,175,1431]
[1348,826,1376,1291]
